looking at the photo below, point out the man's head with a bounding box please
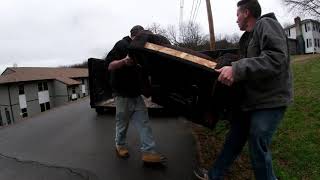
[130,25,144,38]
[236,0,261,31]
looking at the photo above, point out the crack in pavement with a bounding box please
[0,153,99,180]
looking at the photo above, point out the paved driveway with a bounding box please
[0,98,197,180]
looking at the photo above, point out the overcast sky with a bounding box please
[0,0,297,73]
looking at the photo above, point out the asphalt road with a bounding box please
[0,98,197,180]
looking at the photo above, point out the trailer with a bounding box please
[88,32,239,128]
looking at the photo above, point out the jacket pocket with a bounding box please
[247,39,260,57]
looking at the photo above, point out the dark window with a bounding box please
[45,102,50,110]
[21,108,28,118]
[40,103,45,112]
[38,82,48,91]
[5,108,11,124]
[82,79,85,84]
[18,84,25,95]
[40,102,51,112]
[38,82,43,91]
[83,93,85,97]
[305,24,307,32]
[43,82,48,90]
[306,39,309,48]
[72,87,76,94]
[288,29,290,36]
[0,109,3,126]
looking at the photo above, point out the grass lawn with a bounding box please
[273,56,320,179]
[192,55,320,179]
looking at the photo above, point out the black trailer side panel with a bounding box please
[88,58,112,108]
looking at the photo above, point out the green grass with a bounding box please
[209,56,320,179]
[273,57,320,180]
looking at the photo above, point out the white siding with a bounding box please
[18,95,27,109]
[38,91,50,104]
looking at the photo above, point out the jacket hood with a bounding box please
[122,36,132,42]
[258,13,277,21]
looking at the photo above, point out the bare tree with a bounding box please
[284,0,320,19]
[165,25,179,45]
[146,23,167,37]
[177,22,210,50]
[147,22,239,50]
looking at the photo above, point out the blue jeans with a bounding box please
[115,95,156,153]
[208,107,286,180]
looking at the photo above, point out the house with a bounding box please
[0,67,89,126]
[284,17,320,54]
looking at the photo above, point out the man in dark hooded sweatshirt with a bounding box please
[106,25,165,163]
[194,0,293,179]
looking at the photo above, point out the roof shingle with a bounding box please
[0,67,88,85]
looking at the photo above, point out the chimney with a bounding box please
[295,16,302,37]
[294,16,305,54]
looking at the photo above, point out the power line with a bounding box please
[192,0,202,23]
[189,0,196,24]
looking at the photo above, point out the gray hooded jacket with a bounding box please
[231,13,293,111]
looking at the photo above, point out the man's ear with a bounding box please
[244,9,250,18]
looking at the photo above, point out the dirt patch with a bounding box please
[292,54,320,63]
[191,123,254,179]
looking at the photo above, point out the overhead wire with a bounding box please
[192,0,201,23]
[189,0,196,24]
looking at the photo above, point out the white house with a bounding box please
[284,17,320,54]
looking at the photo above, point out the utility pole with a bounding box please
[205,0,216,50]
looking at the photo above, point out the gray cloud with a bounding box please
[0,0,295,73]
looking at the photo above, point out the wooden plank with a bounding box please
[144,42,217,69]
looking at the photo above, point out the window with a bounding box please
[306,39,309,48]
[21,108,28,118]
[288,29,291,37]
[82,79,85,84]
[18,84,25,95]
[305,24,308,32]
[310,38,313,47]
[45,102,50,110]
[72,87,76,94]
[40,102,50,112]
[43,82,48,90]
[0,109,3,126]
[38,82,48,91]
[40,103,45,112]
[38,82,43,91]
[18,84,24,95]
[5,108,11,124]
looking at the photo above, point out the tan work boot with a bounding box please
[142,152,166,163]
[115,145,129,158]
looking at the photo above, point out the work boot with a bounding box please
[142,152,166,163]
[115,145,129,158]
[193,167,209,180]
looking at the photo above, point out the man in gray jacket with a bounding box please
[194,0,293,179]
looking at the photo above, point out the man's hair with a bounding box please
[130,25,144,37]
[237,0,261,19]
